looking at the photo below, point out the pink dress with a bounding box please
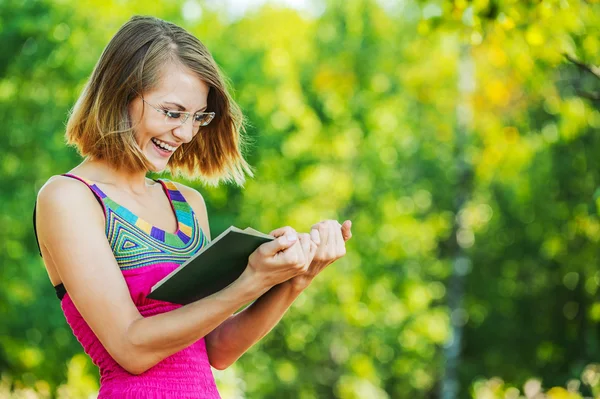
[38,174,222,398]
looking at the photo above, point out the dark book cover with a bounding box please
[147,227,274,305]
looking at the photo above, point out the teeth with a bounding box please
[152,138,175,152]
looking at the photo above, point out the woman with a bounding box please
[33,16,352,398]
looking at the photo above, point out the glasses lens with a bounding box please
[163,110,186,125]
[193,112,215,127]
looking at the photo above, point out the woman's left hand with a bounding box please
[286,219,352,292]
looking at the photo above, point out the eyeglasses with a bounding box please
[142,98,216,128]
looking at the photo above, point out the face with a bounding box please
[129,62,210,172]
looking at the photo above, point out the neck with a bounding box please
[75,158,154,195]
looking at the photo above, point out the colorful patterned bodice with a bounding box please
[82,175,206,270]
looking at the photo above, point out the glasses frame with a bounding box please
[141,98,215,128]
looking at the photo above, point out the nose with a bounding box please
[172,119,196,144]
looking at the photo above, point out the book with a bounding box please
[146,226,274,305]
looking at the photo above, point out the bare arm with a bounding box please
[37,177,306,375]
[178,185,314,369]
[202,221,353,370]
[205,281,302,370]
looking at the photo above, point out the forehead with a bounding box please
[150,62,210,107]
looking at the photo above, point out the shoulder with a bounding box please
[36,175,104,233]
[37,175,97,206]
[166,180,211,239]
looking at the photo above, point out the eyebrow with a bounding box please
[165,101,207,112]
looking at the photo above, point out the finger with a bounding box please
[263,232,298,255]
[299,234,313,259]
[330,220,346,254]
[331,221,344,251]
[269,226,297,238]
[309,238,318,256]
[341,220,352,242]
[293,235,309,266]
[319,223,330,248]
[310,228,321,245]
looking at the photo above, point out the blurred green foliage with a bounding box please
[1,0,600,398]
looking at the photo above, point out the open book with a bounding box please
[146,226,274,305]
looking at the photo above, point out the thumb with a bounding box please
[269,226,295,238]
[265,232,298,254]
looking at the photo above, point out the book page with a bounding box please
[243,227,274,239]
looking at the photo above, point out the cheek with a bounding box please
[134,120,163,146]
[129,103,164,143]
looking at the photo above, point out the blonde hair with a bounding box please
[66,15,253,186]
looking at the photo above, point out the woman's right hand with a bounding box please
[244,227,316,293]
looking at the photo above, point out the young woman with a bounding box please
[33,16,352,398]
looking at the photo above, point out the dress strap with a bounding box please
[154,178,195,234]
[33,204,42,257]
[61,173,109,217]
[55,283,66,300]
[62,173,112,222]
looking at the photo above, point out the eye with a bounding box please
[164,110,182,119]
[194,112,214,126]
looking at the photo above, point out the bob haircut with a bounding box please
[66,15,253,186]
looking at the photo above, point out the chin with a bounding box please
[143,142,172,172]
[144,153,169,173]
[148,162,168,173]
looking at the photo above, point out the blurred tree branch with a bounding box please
[564,54,600,81]
[564,54,600,107]
[576,90,600,102]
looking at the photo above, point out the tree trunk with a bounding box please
[440,43,475,399]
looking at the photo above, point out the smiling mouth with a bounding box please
[151,138,177,153]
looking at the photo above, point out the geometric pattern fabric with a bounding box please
[62,174,207,270]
